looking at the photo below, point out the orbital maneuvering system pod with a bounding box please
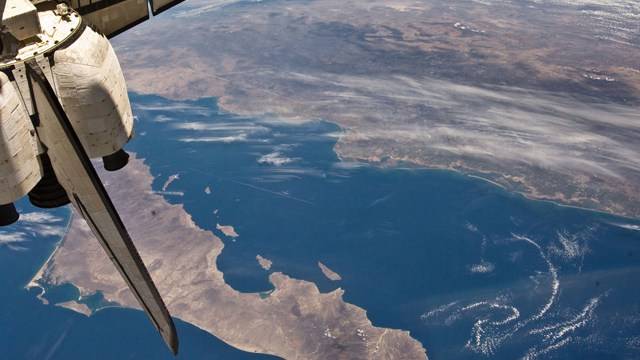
[0,0,186,353]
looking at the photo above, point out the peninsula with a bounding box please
[29,156,427,359]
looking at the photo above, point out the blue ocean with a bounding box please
[1,94,639,359]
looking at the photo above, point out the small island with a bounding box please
[256,255,273,271]
[162,173,180,191]
[318,261,342,281]
[216,223,239,238]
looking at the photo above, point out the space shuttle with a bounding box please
[0,0,186,353]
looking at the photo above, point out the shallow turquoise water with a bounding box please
[2,93,639,359]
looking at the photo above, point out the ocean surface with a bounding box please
[2,93,639,359]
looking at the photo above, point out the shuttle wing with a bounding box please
[64,0,185,38]
[26,62,179,354]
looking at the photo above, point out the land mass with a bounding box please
[114,0,640,219]
[257,255,273,271]
[29,156,427,359]
[217,223,239,238]
[57,300,92,317]
[318,262,342,281]
[162,173,180,192]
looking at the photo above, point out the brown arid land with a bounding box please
[114,0,640,219]
[30,156,427,359]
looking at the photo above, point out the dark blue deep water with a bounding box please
[2,94,639,359]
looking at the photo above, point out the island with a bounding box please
[256,255,273,271]
[216,223,239,238]
[318,262,342,281]
[162,173,180,191]
[29,155,427,359]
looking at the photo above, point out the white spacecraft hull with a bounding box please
[1,0,185,353]
[0,72,42,205]
[28,63,178,353]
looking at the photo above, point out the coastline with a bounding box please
[335,150,640,222]
[25,208,74,303]
[31,155,429,359]
[129,90,639,221]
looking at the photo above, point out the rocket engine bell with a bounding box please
[1,1,134,219]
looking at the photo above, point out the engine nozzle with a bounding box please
[102,149,130,172]
[0,203,19,226]
[28,154,71,209]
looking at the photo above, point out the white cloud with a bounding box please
[332,161,368,170]
[178,134,249,143]
[285,71,640,183]
[610,223,640,231]
[153,114,173,123]
[173,121,270,133]
[174,0,247,18]
[135,102,213,116]
[23,224,66,237]
[469,261,495,274]
[0,232,27,245]
[258,152,295,166]
[548,230,591,262]
[19,212,64,224]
